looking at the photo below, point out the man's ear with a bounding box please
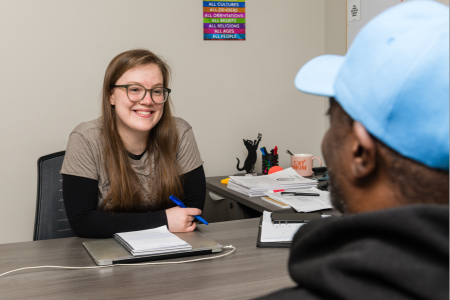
[350,122,377,180]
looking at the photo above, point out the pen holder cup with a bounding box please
[262,155,279,175]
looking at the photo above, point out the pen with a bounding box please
[280,192,320,196]
[286,150,294,156]
[169,195,209,225]
[260,147,267,155]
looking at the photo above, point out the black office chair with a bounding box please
[34,151,76,240]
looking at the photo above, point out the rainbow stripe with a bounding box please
[204,28,246,34]
[203,7,245,13]
[203,17,245,24]
[204,23,245,29]
[203,1,245,8]
[204,34,245,40]
[203,1,245,40]
[203,13,245,18]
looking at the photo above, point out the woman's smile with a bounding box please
[133,109,154,118]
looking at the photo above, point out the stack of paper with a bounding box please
[265,187,332,212]
[228,168,317,197]
[114,226,192,256]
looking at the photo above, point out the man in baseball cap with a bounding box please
[258,1,448,299]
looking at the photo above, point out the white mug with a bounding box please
[291,154,322,177]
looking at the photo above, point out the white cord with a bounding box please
[116,245,236,266]
[0,245,236,278]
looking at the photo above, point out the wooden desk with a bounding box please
[203,176,293,223]
[206,176,287,212]
[204,176,337,223]
[0,219,295,300]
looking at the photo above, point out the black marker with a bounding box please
[280,192,320,196]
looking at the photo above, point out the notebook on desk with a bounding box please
[83,230,223,266]
[256,211,332,248]
[256,211,306,248]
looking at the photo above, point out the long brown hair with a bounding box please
[100,49,183,212]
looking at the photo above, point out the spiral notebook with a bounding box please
[114,226,192,256]
[83,227,223,266]
[256,211,331,248]
[256,211,306,248]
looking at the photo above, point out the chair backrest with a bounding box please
[34,151,76,240]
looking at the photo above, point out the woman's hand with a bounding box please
[165,206,202,232]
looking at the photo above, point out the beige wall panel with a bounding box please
[0,0,327,244]
[325,0,347,56]
[323,0,347,131]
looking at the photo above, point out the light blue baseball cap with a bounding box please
[295,0,449,170]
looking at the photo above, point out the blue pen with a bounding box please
[169,195,209,225]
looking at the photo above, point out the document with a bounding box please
[260,197,291,209]
[265,188,332,212]
[260,211,306,242]
[228,168,317,197]
[114,226,192,256]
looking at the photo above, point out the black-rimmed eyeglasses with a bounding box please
[113,84,171,104]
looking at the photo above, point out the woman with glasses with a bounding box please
[60,49,205,238]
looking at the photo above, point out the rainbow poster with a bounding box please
[203,0,246,40]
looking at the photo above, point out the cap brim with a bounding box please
[295,55,345,97]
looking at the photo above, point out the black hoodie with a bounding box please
[257,205,449,300]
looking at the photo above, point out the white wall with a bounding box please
[0,0,328,244]
[346,0,450,48]
[324,0,347,129]
[325,0,347,56]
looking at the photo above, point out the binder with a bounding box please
[256,216,292,248]
[256,211,332,248]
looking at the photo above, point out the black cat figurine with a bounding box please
[236,133,262,173]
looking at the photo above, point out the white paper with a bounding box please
[230,168,316,189]
[260,211,306,242]
[228,168,317,197]
[348,0,361,21]
[114,226,192,256]
[265,188,332,212]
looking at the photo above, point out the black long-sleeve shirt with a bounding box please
[62,165,206,238]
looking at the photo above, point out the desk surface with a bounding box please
[206,176,339,216]
[206,176,290,213]
[0,218,295,300]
